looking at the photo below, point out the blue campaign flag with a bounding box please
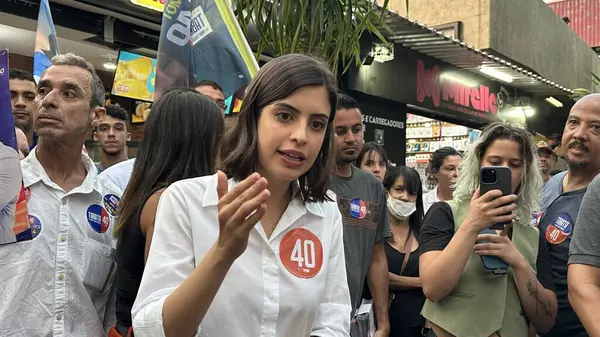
[155,0,258,114]
[33,0,60,83]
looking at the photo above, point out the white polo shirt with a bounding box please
[0,148,123,336]
[132,173,352,337]
[100,158,135,191]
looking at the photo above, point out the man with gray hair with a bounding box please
[0,53,123,336]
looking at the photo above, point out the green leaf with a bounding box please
[232,0,391,74]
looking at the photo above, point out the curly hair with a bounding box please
[453,122,543,225]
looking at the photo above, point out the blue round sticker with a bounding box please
[103,194,121,217]
[87,204,110,233]
[29,215,42,239]
[349,198,367,219]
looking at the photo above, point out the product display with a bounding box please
[405,113,481,192]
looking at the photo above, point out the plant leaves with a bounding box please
[233,0,391,74]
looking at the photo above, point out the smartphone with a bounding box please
[478,228,509,275]
[480,166,512,230]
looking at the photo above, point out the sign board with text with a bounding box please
[348,45,512,126]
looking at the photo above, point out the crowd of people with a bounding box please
[2,51,600,337]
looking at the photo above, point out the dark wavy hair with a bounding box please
[219,54,338,203]
[114,88,224,237]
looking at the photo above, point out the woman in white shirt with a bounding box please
[422,147,462,215]
[131,54,351,337]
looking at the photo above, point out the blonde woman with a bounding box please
[418,123,557,337]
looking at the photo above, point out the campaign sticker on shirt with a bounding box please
[24,187,31,203]
[280,228,324,279]
[86,204,110,234]
[103,194,121,217]
[29,215,42,239]
[349,198,367,219]
[531,211,543,228]
[545,213,572,245]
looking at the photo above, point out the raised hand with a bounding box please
[463,188,517,232]
[214,171,270,263]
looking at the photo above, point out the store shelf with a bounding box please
[405,113,481,192]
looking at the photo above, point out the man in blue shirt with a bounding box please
[539,94,600,337]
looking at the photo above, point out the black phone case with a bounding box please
[480,166,512,230]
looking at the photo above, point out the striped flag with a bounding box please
[154,0,258,115]
[33,0,60,84]
[33,0,90,155]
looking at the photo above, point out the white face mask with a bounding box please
[387,196,416,221]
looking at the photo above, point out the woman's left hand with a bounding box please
[473,225,527,269]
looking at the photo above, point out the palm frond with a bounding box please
[233,0,393,74]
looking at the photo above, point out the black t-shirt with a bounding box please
[539,188,587,337]
[419,202,555,291]
[386,241,426,333]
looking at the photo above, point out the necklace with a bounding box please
[261,216,279,230]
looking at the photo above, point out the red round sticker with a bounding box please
[280,228,324,279]
[546,224,569,245]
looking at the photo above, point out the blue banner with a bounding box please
[33,0,60,83]
[154,0,258,114]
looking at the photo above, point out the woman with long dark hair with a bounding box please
[109,88,224,337]
[357,142,389,183]
[131,54,351,337]
[383,166,426,337]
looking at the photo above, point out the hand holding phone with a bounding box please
[463,190,517,234]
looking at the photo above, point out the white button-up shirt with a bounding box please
[0,149,122,336]
[100,158,135,191]
[132,174,351,337]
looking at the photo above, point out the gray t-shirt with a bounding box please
[540,172,587,337]
[330,166,392,311]
[570,173,600,267]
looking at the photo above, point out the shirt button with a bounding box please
[61,199,67,205]
[58,273,64,281]
[56,313,62,321]
[268,295,276,302]
[60,235,66,242]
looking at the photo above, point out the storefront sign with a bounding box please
[355,94,407,166]
[348,45,512,125]
[362,114,405,129]
[130,0,166,12]
[416,59,498,120]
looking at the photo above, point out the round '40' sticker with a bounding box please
[103,194,121,217]
[280,228,324,279]
[545,213,572,245]
[349,198,367,219]
[87,204,110,234]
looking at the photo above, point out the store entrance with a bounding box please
[405,113,481,193]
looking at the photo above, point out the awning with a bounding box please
[375,8,573,96]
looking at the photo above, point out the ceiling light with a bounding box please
[479,67,514,83]
[545,96,563,108]
[103,62,117,70]
[524,107,535,117]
